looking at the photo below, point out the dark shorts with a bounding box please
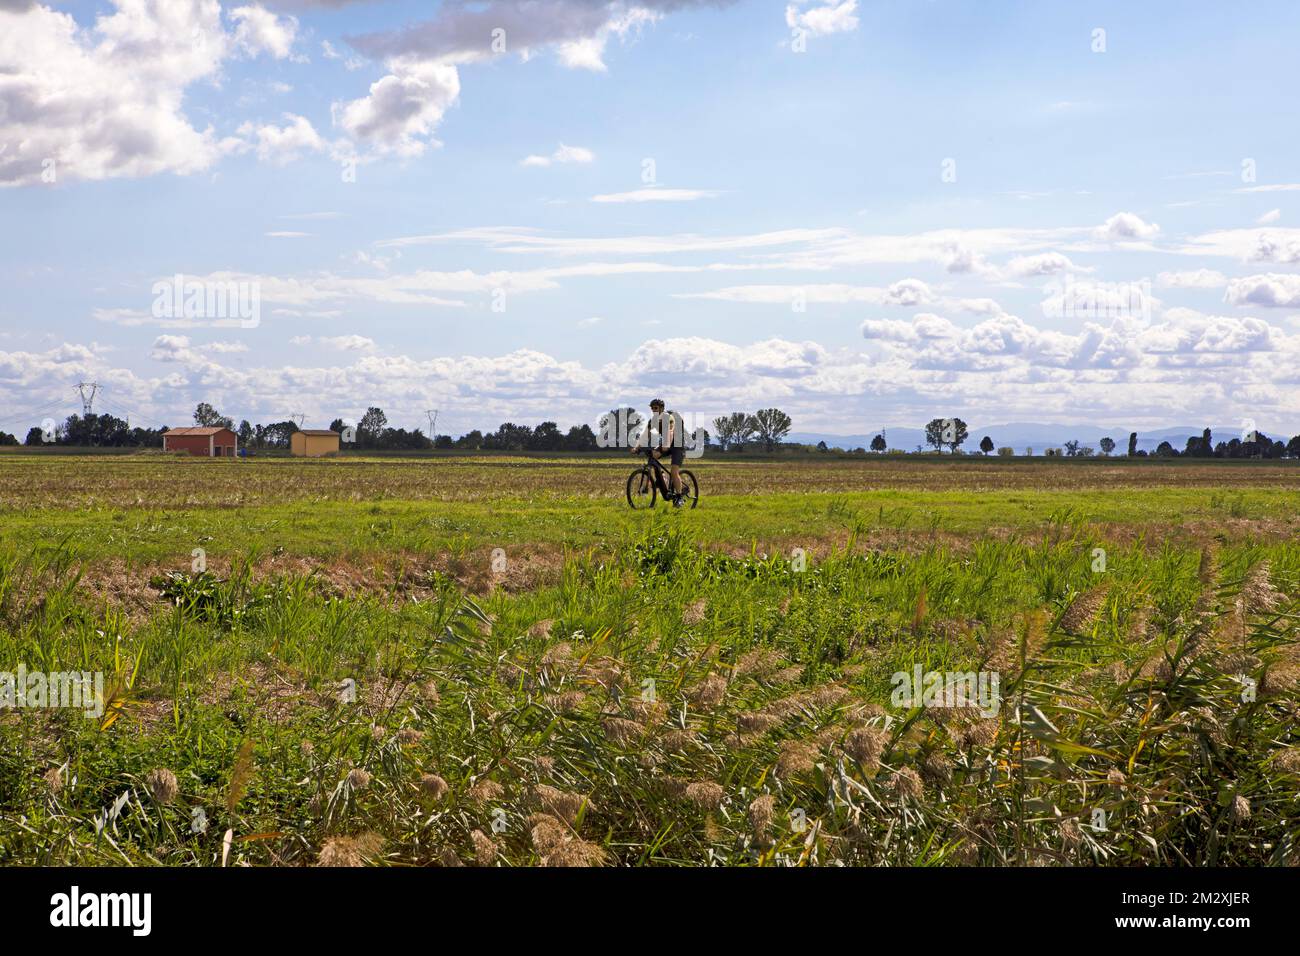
[656,446,685,467]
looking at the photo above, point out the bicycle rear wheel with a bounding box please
[626,468,658,509]
[677,469,699,509]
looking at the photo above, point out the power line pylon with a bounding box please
[76,382,99,417]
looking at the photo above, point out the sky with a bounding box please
[2,0,1300,439]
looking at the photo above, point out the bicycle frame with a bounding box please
[638,449,675,495]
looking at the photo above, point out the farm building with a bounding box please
[163,426,239,457]
[290,429,341,457]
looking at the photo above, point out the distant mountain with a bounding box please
[789,423,1271,454]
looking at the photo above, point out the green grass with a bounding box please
[3,486,1298,568]
[1,456,1297,866]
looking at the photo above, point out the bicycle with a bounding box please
[626,448,699,510]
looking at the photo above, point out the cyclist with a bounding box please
[630,398,686,506]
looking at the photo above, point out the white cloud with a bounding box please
[229,4,299,61]
[959,298,1004,314]
[237,113,326,164]
[861,313,957,344]
[1178,228,1300,263]
[15,314,1300,442]
[1157,269,1226,289]
[785,1,859,39]
[1005,252,1080,277]
[376,225,839,256]
[318,334,377,352]
[1225,273,1300,308]
[591,187,719,203]
[521,143,595,167]
[332,59,461,157]
[1096,212,1160,242]
[678,279,934,307]
[333,1,718,155]
[150,335,194,362]
[209,341,250,354]
[1257,208,1281,225]
[0,0,232,186]
[347,0,678,71]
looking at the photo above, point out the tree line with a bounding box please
[883,419,1300,459]
[13,402,1299,460]
[709,409,793,451]
[12,414,167,448]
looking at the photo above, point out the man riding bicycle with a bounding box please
[630,398,686,507]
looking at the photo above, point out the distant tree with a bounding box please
[24,426,44,446]
[0,431,17,446]
[58,413,131,446]
[485,422,536,451]
[924,419,946,452]
[1064,439,1081,457]
[816,440,828,452]
[945,418,969,453]
[711,416,734,451]
[434,434,454,449]
[193,402,234,429]
[925,418,967,453]
[752,408,792,452]
[1080,446,1095,457]
[1245,429,1273,458]
[563,424,597,451]
[870,433,887,453]
[1287,435,1300,458]
[1184,427,1213,457]
[979,435,994,455]
[455,429,484,450]
[997,447,1014,456]
[530,421,563,451]
[1099,436,1116,456]
[1155,440,1176,457]
[358,407,388,447]
[1025,447,1033,457]
[329,418,346,434]
[1127,432,1138,457]
[378,427,431,451]
[237,420,254,447]
[718,412,756,451]
[263,420,298,448]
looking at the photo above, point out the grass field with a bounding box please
[2,453,1298,866]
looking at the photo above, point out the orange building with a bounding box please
[162,427,238,457]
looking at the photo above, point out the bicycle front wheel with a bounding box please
[677,470,699,509]
[626,468,658,509]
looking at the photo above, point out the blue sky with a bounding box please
[2,0,1299,439]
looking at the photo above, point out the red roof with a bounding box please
[163,427,234,436]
